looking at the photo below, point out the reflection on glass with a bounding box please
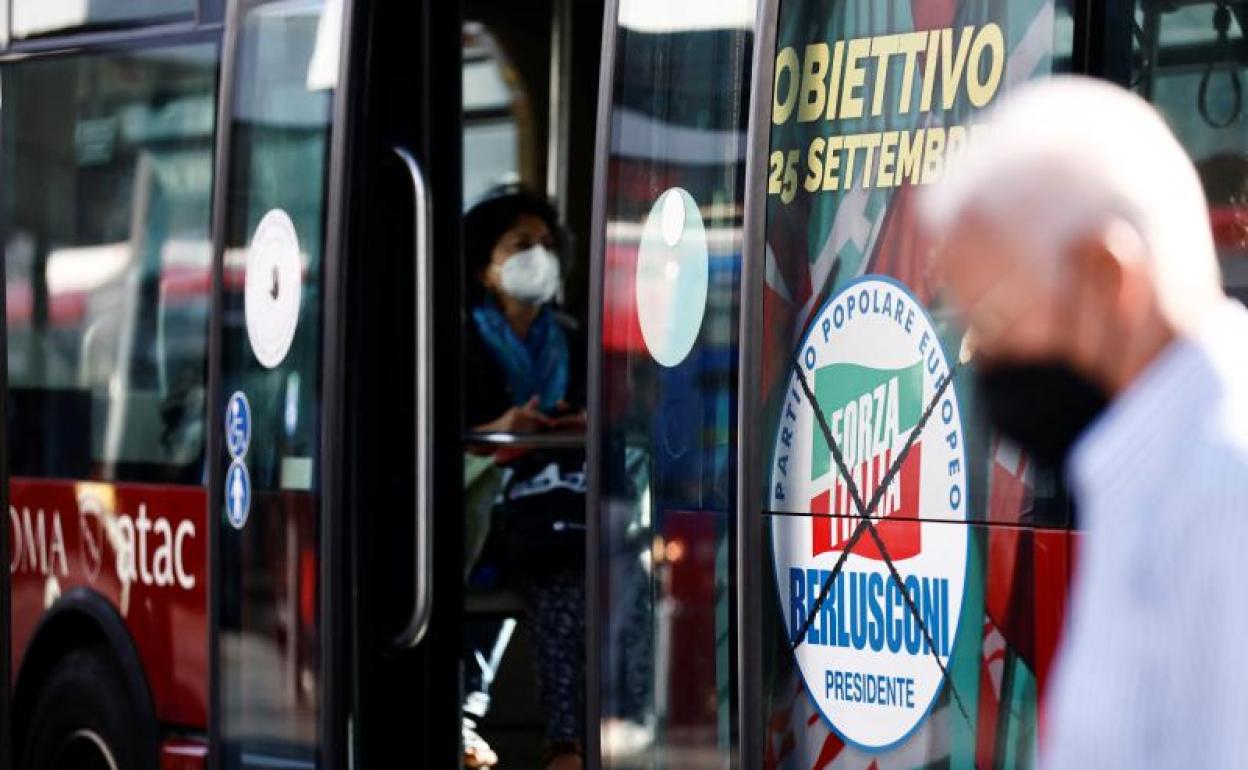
[217,2,331,767]
[1134,0,1248,303]
[756,2,1073,768]
[11,0,196,39]
[3,46,217,483]
[597,2,754,767]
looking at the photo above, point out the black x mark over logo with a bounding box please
[785,356,971,725]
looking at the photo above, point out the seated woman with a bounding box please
[462,187,586,770]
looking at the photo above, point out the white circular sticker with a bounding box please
[245,209,303,369]
[769,275,968,752]
[635,187,708,368]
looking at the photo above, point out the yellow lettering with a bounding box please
[840,38,870,120]
[920,30,941,112]
[859,133,882,189]
[898,129,925,185]
[895,32,927,114]
[798,43,831,123]
[940,27,974,110]
[822,136,844,191]
[773,47,801,125]
[870,35,900,116]
[825,41,845,120]
[967,23,1005,107]
[842,134,864,189]
[922,127,947,184]
[805,137,826,192]
[877,131,900,187]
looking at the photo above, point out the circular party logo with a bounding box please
[770,275,968,751]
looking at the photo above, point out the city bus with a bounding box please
[1,0,1245,768]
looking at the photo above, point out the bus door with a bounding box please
[211,1,461,767]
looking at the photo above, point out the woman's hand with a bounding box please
[493,396,554,434]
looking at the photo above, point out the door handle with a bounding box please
[392,146,434,649]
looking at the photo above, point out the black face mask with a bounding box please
[975,363,1111,467]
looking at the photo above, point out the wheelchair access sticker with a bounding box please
[225,391,252,460]
[769,275,969,751]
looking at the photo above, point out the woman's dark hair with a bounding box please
[463,185,560,306]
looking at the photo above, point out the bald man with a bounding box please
[922,76,1248,767]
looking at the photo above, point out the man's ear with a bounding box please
[1064,222,1129,372]
[1070,223,1128,303]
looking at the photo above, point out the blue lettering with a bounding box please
[819,569,835,647]
[867,572,885,652]
[904,575,921,654]
[850,573,868,649]
[836,571,850,647]
[886,580,903,653]
[789,568,805,642]
[922,577,939,654]
[940,579,950,656]
[806,569,822,645]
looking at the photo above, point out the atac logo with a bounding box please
[770,275,968,751]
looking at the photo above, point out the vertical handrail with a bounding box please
[392,146,434,649]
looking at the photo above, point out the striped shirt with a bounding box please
[1046,300,1248,768]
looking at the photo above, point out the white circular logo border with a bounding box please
[767,274,971,753]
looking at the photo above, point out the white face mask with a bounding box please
[497,245,561,305]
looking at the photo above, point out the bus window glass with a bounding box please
[756,1,1072,766]
[597,1,754,766]
[463,22,527,204]
[216,0,332,761]
[11,0,196,39]
[1134,1,1248,303]
[3,45,217,484]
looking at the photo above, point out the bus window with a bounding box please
[2,42,218,765]
[1133,1,1248,304]
[10,0,197,39]
[463,23,531,205]
[594,1,756,766]
[3,46,217,484]
[755,2,1073,767]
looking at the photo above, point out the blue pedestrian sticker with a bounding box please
[225,391,252,460]
[225,460,251,529]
